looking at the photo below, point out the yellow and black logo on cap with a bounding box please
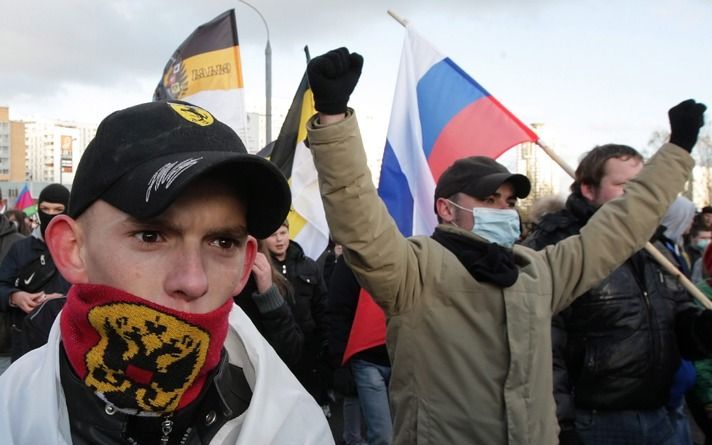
[168,102,214,127]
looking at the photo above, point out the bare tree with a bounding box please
[648,130,712,205]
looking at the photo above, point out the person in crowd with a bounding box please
[701,207,712,231]
[317,238,342,287]
[328,256,392,445]
[655,196,698,445]
[0,101,333,444]
[304,47,707,444]
[5,210,31,236]
[0,184,71,362]
[690,246,712,445]
[522,195,565,238]
[687,224,712,283]
[234,240,304,369]
[658,196,696,276]
[0,208,25,374]
[264,221,331,412]
[525,147,707,445]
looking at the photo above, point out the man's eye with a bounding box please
[134,231,162,243]
[211,238,238,249]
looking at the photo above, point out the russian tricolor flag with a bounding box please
[378,26,539,237]
[14,184,34,212]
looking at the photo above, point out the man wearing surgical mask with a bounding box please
[688,225,712,282]
[306,47,709,445]
[431,157,530,287]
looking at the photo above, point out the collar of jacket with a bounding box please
[59,344,252,444]
[564,192,598,224]
[434,222,491,244]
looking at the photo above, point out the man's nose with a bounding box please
[164,247,209,302]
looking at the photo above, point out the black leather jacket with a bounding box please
[524,192,710,416]
[60,347,252,445]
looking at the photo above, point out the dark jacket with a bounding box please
[234,278,304,369]
[0,215,23,262]
[524,192,712,419]
[327,256,389,367]
[0,214,24,355]
[272,240,329,404]
[60,347,251,445]
[0,234,70,360]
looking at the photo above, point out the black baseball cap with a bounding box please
[69,101,290,239]
[434,156,531,207]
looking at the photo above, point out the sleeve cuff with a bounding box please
[251,284,286,313]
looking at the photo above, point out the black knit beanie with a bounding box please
[39,184,70,206]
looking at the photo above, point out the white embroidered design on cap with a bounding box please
[145,157,203,202]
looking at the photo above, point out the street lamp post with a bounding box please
[237,0,272,145]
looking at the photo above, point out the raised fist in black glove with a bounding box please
[307,47,363,115]
[669,99,707,152]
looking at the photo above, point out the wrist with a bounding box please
[8,292,17,308]
[318,112,347,125]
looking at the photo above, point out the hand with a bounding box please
[669,99,707,152]
[10,290,44,314]
[307,47,363,115]
[251,252,273,294]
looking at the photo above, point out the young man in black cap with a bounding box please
[304,47,707,444]
[0,101,333,444]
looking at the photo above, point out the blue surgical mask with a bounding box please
[448,200,521,248]
[696,239,710,251]
[472,208,521,248]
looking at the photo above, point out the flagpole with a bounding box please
[387,10,408,27]
[238,0,272,144]
[386,11,712,310]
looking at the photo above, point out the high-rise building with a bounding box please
[23,118,97,184]
[0,107,27,182]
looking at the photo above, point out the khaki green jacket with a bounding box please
[308,111,693,445]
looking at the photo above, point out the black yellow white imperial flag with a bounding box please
[154,9,247,141]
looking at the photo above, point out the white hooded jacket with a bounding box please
[0,304,334,444]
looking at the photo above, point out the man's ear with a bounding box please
[232,235,258,295]
[44,215,88,284]
[435,197,456,223]
[579,182,597,203]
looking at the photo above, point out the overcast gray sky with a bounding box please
[1,0,711,168]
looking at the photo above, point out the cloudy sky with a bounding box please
[1,0,711,170]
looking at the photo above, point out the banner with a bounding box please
[154,9,247,139]
[14,184,34,211]
[266,73,328,259]
[379,26,539,236]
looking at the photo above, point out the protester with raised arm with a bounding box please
[305,47,707,444]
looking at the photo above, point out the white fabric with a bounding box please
[386,26,443,236]
[0,303,334,445]
[291,139,330,260]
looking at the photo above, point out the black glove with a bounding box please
[332,366,358,397]
[558,426,584,445]
[669,99,707,152]
[307,47,363,114]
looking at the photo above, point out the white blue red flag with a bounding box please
[378,26,539,236]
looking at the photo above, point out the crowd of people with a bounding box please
[0,47,708,445]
